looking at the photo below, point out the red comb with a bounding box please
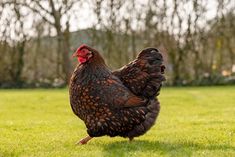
[77,44,88,51]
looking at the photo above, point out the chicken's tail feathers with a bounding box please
[112,47,166,98]
[137,48,166,98]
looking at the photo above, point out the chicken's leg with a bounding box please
[129,137,134,142]
[76,136,93,145]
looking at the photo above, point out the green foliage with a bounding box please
[0,87,235,157]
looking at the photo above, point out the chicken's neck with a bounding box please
[73,62,111,85]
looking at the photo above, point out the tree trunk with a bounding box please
[56,28,71,83]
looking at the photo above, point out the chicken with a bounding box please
[69,44,165,144]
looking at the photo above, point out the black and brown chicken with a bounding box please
[69,44,165,144]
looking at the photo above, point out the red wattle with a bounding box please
[78,57,87,63]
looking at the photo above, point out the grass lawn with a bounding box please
[0,86,235,157]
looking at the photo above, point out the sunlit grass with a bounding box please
[0,86,234,157]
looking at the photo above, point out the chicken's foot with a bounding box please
[76,136,93,145]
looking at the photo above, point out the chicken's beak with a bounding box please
[72,52,78,58]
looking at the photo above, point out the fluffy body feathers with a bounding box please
[69,46,165,140]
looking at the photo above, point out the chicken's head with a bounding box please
[72,44,93,64]
[72,44,105,65]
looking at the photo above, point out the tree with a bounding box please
[9,0,79,82]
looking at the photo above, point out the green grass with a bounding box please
[0,86,235,157]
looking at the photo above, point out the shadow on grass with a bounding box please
[101,140,235,156]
